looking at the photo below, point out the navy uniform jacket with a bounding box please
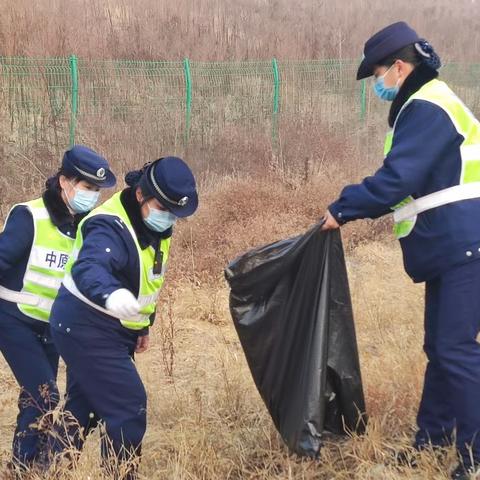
[329,69,480,283]
[53,188,171,335]
[0,189,81,323]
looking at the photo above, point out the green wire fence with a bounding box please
[0,56,479,152]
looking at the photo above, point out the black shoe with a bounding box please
[451,464,479,480]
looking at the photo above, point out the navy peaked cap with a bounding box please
[62,145,116,188]
[357,21,421,80]
[141,157,198,218]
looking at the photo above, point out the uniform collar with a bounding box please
[120,188,172,250]
[388,64,439,128]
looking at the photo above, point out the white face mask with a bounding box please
[143,205,177,232]
[65,181,100,213]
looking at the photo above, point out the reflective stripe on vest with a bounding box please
[1,198,74,322]
[386,79,480,239]
[63,192,170,330]
[62,274,148,323]
[393,182,480,223]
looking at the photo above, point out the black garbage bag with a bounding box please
[224,225,367,457]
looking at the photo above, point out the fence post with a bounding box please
[69,55,79,146]
[272,58,280,147]
[183,58,192,146]
[360,78,366,121]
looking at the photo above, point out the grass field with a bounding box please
[1,1,479,478]
[0,172,459,479]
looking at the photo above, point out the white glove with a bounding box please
[105,289,140,318]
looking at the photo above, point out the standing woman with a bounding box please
[0,145,116,471]
[49,157,198,478]
[321,22,480,479]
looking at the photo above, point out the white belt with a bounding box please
[394,182,480,223]
[0,285,40,306]
[62,274,146,323]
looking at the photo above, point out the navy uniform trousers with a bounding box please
[415,258,480,467]
[0,311,59,467]
[49,290,146,477]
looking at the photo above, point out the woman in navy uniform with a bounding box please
[0,145,116,472]
[49,157,198,479]
[322,22,480,479]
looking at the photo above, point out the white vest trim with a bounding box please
[62,274,147,324]
[393,182,480,223]
[24,270,63,290]
[0,285,39,306]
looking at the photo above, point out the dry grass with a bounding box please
[0,171,457,480]
[1,0,479,61]
[1,1,477,478]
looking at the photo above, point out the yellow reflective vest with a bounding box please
[385,79,480,239]
[4,198,74,322]
[63,192,171,330]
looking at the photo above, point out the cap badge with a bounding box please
[96,168,106,179]
[178,196,189,207]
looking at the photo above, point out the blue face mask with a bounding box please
[373,64,400,101]
[66,182,100,213]
[144,205,177,232]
